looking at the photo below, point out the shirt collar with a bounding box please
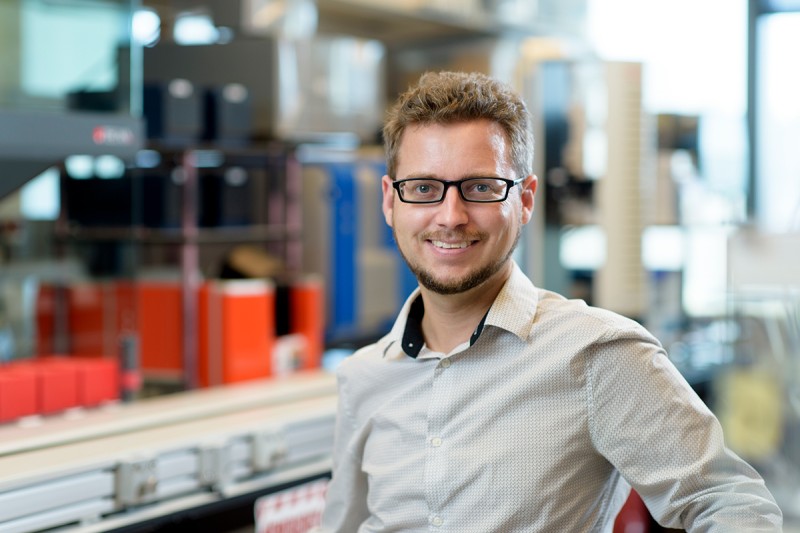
[378,261,539,360]
[484,261,539,342]
[400,297,488,358]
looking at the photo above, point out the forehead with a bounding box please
[396,120,513,179]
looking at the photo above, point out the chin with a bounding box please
[396,227,521,296]
[417,264,497,295]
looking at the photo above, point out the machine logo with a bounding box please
[92,125,136,146]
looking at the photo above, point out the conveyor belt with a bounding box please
[0,371,338,533]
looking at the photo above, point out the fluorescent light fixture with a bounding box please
[65,155,94,179]
[94,155,126,179]
[559,225,606,271]
[133,8,160,47]
[174,12,219,45]
[682,226,734,317]
[642,225,684,271]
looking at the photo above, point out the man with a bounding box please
[315,71,782,531]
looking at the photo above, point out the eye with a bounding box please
[465,179,501,193]
[411,180,442,195]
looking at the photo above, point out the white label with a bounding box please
[254,479,328,533]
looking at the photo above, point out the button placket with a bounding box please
[424,350,456,527]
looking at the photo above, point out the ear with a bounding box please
[381,174,395,227]
[519,174,537,225]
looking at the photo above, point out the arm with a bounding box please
[586,329,783,531]
[313,369,370,532]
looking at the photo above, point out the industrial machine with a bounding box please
[0,370,337,532]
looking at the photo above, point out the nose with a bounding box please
[434,185,469,228]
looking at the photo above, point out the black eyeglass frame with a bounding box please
[391,176,526,204]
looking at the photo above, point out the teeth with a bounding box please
[432,240,469,249]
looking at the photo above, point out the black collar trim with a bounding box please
[401,296,490,359]
[471,312,488,345]
[401,296,426,358]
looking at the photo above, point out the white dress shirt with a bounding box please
[316,262,782,532]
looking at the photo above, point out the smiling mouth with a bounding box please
[431,240,472,249]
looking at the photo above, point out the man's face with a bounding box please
[381,119,536,295]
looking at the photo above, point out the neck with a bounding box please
[418,262,513,353]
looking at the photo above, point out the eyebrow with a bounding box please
[398,172,504,180]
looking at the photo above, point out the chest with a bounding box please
[361,335,597,488]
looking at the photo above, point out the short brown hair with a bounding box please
[383,71,534,180]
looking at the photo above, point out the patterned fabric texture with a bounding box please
[315,262,782,532]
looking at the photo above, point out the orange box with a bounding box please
[38,279,182,379]
[35,357,80,414]
[0,363,38,422]
[37,281,136,361]
[289,276,325,371]
[198,280,275,387]
[137,281,183,378]
[67,282,112,356]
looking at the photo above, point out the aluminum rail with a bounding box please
[0,370,338,533]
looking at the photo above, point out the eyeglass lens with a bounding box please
[399,178,509,203]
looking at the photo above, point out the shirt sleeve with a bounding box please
[313,367,370,532]
[585,328,783,532]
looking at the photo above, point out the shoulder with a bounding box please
[334,332,410,391]
[334,333,428,425]
[533,288,660,349]
[492,264,659,351]
[335,338,384,379]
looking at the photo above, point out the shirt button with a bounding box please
[430,515,443,527]
[431,437,442,447]
[440,359,451,368]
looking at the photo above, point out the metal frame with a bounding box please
[0,110,143,200]
[0,371,336,533]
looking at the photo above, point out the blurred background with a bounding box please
[0,0,798,531]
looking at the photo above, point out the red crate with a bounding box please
[74,358,119,407]
[0,364,38,423]
[35,357,80,415]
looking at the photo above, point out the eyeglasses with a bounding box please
[392,177,525,204]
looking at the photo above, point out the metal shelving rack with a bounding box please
[56,143,304,390]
